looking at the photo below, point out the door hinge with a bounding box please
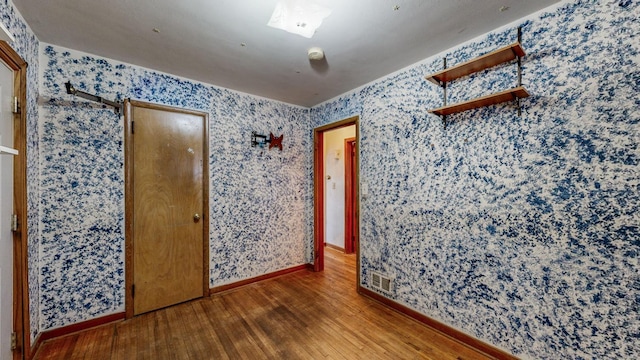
[11,332,17,350]
[131,121,134,134]
[11,214,18,232]
[13,96,20,114]
[131,284,135,298]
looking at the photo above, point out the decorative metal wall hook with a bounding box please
[251,132,267,148]
[251,131,284,151]
[65,81,123,115]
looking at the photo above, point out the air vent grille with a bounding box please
[381,277,391,292]
[370,271,393,294]
[372,273,381,288]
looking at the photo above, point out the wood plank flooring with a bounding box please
[34,248,494,359]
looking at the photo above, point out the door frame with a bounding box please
[344,137,356,254]
[123,100,210,319]
[0,41,29,360]
[313,116,360,286]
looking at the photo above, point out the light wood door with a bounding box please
[127,101,208,316]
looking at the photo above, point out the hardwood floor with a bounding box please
[34,248,494,359]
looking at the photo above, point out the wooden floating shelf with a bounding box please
[0,145,18,155]
[425,42,526,85]
[428,86,529,116]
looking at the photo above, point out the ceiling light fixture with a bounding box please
[267,0,332,39]
[307,47,324,61]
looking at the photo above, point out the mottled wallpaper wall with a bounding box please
[1,0,40,343]
[3,0,638,357]
[38,46,310,331]
[312,0,639,359]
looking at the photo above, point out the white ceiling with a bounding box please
[13,0,560,107]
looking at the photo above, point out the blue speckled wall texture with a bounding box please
[4,0,638,357]
[38,46,310,331]
[1,0,40,343]
[312,0,638,359]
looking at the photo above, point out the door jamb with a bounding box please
[313,116,360,288]
[0,41,29,360]
[123,100,210,319]
[344,137,356,254]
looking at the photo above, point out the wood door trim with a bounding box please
[312,130,324,272]
[0,41,30,360]
[312,116,359,289]
[124,100,208,117]
[343,137,356,254]
[124,101,133,319]
[124,100,210,319]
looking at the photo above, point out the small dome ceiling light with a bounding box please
[308,47,325,61]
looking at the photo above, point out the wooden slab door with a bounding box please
[125,100,209,317]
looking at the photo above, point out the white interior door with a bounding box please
[0,59,14,360]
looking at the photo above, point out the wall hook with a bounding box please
[251,131,284,151]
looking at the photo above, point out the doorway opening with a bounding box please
[313,116,360,288]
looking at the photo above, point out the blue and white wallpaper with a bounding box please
[312,0,639,359]
[38,46,310,330]
[3,0,638,358]
[1,0,40,343]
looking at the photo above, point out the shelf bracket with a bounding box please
[65,81,123,116]
[441,58,447,129]
[516,26,523,117]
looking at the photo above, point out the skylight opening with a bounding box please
[267,0,332,39]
